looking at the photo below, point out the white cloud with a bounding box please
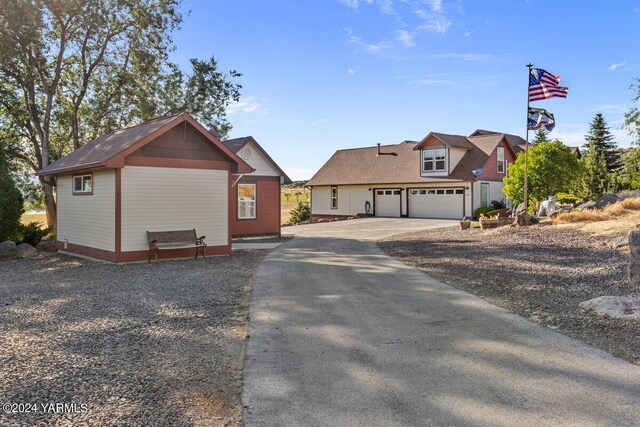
[635,5,640,13]
[347,68,357,75]
[227,96,267,114]
[609,61,627,71]
[395,29,415,47]
[283,167,318,181]
[464,28,472,37]
[310,118,327,127]
[417,14,451,34]
[338,0,373,10]
[408,72,502,87]
[596,104,629,114]
[349,35,392,52]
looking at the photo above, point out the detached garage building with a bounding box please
[307,130,520,220]
[37,113,286,262]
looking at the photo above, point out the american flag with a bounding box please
[528,68,569,101]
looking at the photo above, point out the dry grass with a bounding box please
[20,212,48,227]
[554,198,640,223]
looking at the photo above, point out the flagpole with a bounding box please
[524,63,533,216]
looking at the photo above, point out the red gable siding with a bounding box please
[479,140,515,181]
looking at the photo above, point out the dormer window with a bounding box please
[423,148,446,172]
[497,146,505,173]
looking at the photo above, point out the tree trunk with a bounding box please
[40,176,57,230]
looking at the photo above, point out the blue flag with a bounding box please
[527,107,555,132]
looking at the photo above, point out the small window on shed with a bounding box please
[331,186,338,209]
[72,174,93,194]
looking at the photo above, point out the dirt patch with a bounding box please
[0,251,266,426]
[378,224,640,365]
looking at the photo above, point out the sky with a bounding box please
[170,0,640,180]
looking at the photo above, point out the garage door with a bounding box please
[375,189,401,217]
[408,188,464,219]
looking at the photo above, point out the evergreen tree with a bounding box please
[531,128,549,145]
[579,141,611,200]
[585,113,622,172]
[0,147,24,241]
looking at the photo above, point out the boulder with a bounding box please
[16,243,38,258]
[514,212,532,226]
[628,261,640,286]
[0,241,17,261]
[514,203,527,216]
[40,235,51,241]
[595,194,619,208]
[575,200,597,211]
[579,295,640,320]
[530,215,540,225]
[629,230,640,260]
[36,239,58,253]
[607,235,628,250]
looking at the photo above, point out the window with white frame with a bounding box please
[497,146,505,173]
[331,186,338,209]
[72,174,93,194]
[422,148,446,172]
[238,183,256,219]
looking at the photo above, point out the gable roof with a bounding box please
[308,130,521,186]
[307,141,475,186]
[221,136,292,184]
[37,113,254,176]
[470,129,527,152]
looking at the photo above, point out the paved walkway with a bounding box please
[243,221,640,426]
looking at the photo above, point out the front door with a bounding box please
[480,183,490,207]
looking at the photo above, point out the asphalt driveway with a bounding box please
[283,217,459,240]
[243,221,640,426]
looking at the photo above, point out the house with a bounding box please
[221,136,291,237]
[307,130,521,220]
[36,113,286,262]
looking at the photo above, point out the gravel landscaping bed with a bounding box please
[0,251,266,426]
[378,224,640,365]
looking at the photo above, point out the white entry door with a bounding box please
[408,188,464,219]
[375,189,401,217]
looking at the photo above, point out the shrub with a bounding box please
[17,222,53,246]
[490,200,506,210]
[556,193,580,204]
[474,206,495,219]
[289,201,310,224]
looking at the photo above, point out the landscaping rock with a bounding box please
[628,261,640,286]
[607,235,628,250]
[16,243,38,258]
[595,194,620,208]
[628,230,640,260]
[576,200,597,211]
[579,296,640,320]
[514,203,526,216]
[40,235,51,241]
[578,194,620,211]
[514,212,539,226]
[36,239,58,253]
[0,240,17,260]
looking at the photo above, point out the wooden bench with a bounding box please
[146,229,206,263]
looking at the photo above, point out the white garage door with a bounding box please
[408,188,464,219]
[375,189,401,217]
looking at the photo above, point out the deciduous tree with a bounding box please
[503,140,581,206]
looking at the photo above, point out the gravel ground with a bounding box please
[0,251,266,426]
[378,223,640,365]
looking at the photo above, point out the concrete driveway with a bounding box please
[283,217,459,240]
[243,222,640,426]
